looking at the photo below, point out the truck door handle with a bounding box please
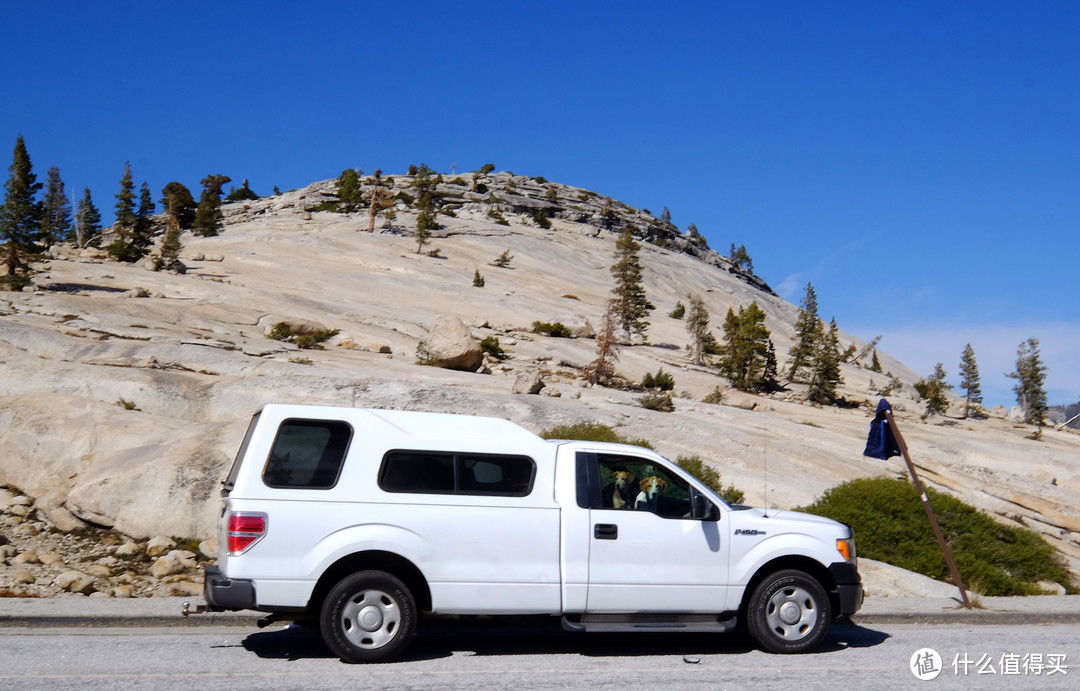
[594,523,618,540]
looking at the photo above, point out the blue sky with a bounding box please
[3,1,1078,409]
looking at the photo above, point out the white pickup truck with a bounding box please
[199,404,862,662]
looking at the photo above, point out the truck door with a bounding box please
[580,451,729,613]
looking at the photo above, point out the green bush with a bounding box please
[533,210,552,229]
[641,368,675,391]
[480,336,504,359]
[312,200,340,213]
[539,421,653,449]
[532,321,572,338]
[268,322,340,350]
[638,392,675,412]
[676,455,745,504]
[702,387,725,404]
[798,477,1074,596]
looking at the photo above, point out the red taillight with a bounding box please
[226,512,266,555]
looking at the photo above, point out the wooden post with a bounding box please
[884,408,973,609]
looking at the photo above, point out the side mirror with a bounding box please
[692,491,718,521]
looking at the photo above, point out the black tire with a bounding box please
[320,570,416,663]
[746,569,831,654]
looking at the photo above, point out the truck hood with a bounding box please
[729,506,851,537]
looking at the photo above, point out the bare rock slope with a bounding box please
[2,172,1078,596]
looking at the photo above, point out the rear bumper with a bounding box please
[203,565,257,611]
[829,562,864,616]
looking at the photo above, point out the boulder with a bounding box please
[512,372,545,395]
[146,536,176,556]
[55,570,96,595]
[554,314,596,339]
[44,506,86,533]
[424,315,484,371]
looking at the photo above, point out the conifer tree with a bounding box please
[718,301,776,391]
[787,283,822,382]
[225,179,260,202]
[1009,338,1049,428]
[609,226,654,341]
[729,243,754,273]
[915,363,952,418]
[160,182,196,230]
[958,343,983,419]
[585,299,621,385]
[685,295,717,366]
[365,172,395,232]
[107,162,143,262]
[40,166,71,246]
[337,169,362,212]
[133,182,156,251]
[193,174,231,237]
[807,318,844,404]
[75,187,102,248]
[0,136,42,289]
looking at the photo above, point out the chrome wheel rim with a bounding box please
[340,588,401,649]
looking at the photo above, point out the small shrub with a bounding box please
[312,200,340,213]
[487,209,510,226]
[534,176,548,184]
[426,248,443,258]
[677,455,745,504]
[533,210,552,229]
[472,269,485,287]
[289,357,314,365]
[545,185,558,201]
[532,321,572,338]
[480,336,505,359]
[641,368,675,391]
[106,241,146,263]
[116,398,139,411]
[269,322,339,349]
[491,250,513,268]
[702,387,725,404]
[415,339,433,366]
[396,191,414,207]
[540,421,653,449]
[669,301,686,319]
[638,392,675,412]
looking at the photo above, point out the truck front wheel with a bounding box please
[747,569,830,654]
[320,570,417,663]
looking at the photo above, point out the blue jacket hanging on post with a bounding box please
[864,398,901,460]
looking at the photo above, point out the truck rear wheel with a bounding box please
[746,569,830,654]
[320,570,416,663]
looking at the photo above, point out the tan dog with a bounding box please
[635,476,668,510]
[611,470,636,509]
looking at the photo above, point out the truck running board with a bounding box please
[561,613,737,633]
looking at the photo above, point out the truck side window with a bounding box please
[595,454,693,519]
[262,418,352,489]
[379,451,535,496]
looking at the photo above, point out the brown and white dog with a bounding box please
[610,470,637,509]
[635,476,668,511]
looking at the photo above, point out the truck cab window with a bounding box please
[594,454,693,519]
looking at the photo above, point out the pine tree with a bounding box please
[609,226,654,341]
[193,174,230,237]
[958,343,983,419]
[1009,338,1049,428]
[660,206,672,224]
[718,302,776,391]
[0,136,42,289]
[685,295,717,366]
[365,172,395,232]
[807,318,844,404]
[915,363,952,418]
[133,182,156,251]
[787,283,822,382]
[157,183,189,272]
[113,162,136,241]
[585,299,621,385]
[159,182,196,230]
[869,349,882,373]
[337,169,362,212]
[40,166,71,246]
[729,243,754,273]
[225,179,260,202]
[74,187,102,248]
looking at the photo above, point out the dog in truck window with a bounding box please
[635,476,668,511]
[603,470,637,509]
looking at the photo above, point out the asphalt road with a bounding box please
[1,618,1075,690]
